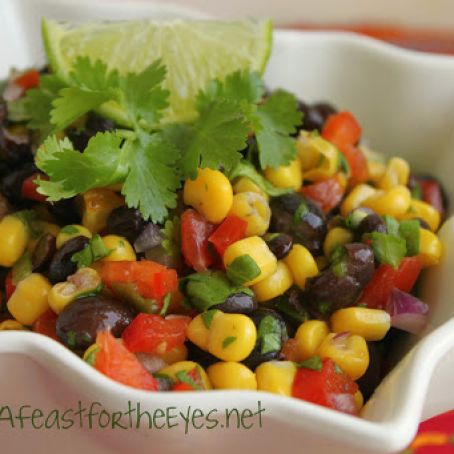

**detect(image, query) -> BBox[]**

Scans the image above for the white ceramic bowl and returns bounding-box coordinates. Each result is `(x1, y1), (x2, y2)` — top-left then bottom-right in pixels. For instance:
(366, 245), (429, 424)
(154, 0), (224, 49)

(1, 1), (454, 453)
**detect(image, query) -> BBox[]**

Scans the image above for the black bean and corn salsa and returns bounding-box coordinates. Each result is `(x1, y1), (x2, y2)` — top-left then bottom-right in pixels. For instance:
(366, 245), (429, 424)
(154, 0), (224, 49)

(0, 18), (447, 415)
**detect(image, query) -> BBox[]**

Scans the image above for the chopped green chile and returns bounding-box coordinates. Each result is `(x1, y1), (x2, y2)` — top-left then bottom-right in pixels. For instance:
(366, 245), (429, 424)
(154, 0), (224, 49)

(298, 355), (323, 371)
(330, 245), (348, 277)
(371, 232), (407, 268)
(399, 220), (420, 256)
(111, 282), (159, 314)
(226, 255), (261, 285)
(12, 252), (32, 285)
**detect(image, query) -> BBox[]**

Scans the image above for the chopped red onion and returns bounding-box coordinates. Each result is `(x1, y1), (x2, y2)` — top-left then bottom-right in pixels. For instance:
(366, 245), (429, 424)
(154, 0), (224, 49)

(133, 223), (163, 253)
(328, 393), (358, 415)
(2, 82), (23, 102)
(135, 352), (167, 374)
(385, 288), (429, 334)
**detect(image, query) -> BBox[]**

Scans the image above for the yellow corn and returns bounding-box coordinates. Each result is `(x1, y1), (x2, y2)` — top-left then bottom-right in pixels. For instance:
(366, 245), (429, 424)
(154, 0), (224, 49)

(208, 313), (257, 362)
(7, 274), (52, 326)
(101, 235), (136, 261)
(296, 133), (339, 180)
(229, 192), (271, 236)
(295, 320), (330, 361)
(183, 168), (233, 223)
(81, 188), (124, 234)
(186, 312), (221, 351)
(48, 267), (102, 314)
(158, 361), (211, 390)
(207, 362), (257, 390)
(255, 361), (297, 397)
(317, 332), (369, 380)
(367, 161), (387, 184)
(399, 199), (441, 232)
(362, 185), (411, 217)
(83, 343), (100, 364)
(418, 228), (443, 267)
(378, 157), (410, 190)
(330, 307), (391, 341)
(354, 390), (364, 412)
(0, 320), (27, 331)
(283, 244), (318, 289)
(223, 236), (277, 286)
(160, 344), (188, 365)
(0, 215), (29, 267)
(340, 184), (377, 217)
(264, 158), (303, 191)
(233, 177), (269, 201)
(323, 227), (354, 258)
(252, 261), (293, 302)
(56, 224), (92, 249)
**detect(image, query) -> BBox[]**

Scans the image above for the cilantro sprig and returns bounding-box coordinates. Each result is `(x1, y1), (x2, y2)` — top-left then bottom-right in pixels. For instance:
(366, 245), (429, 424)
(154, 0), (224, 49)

(27, 59), (302, 222)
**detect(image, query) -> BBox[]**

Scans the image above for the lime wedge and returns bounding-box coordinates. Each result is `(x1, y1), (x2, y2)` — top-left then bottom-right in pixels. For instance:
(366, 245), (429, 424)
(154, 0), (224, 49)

(42, 18), (272, 125)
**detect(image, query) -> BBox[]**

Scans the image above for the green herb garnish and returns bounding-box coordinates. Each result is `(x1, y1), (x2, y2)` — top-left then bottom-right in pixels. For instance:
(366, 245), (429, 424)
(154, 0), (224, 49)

(226, 255), (261, 285)
(222, 336), (237, 349)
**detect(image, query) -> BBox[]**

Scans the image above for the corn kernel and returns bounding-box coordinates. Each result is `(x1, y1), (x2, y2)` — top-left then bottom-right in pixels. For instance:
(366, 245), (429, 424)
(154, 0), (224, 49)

(0, 320), (27, 331)
(252, 261), (293, 302)
(56, 224), (92, 249)
(362, 185), (411, 218)
(264, 158), (303, 190)
(399, 199), (441, 232)
(255, 361), (297, 396)
(233, 177), (269, 201)
(160, 344), (188, 364)
(354, 390), (364, 412)
(101, 235), (136, 262)
(330, 307), (391, 341)
(323, 227), (354, 258)
(295, 320), (330, 361)
(207, 362), (257, 390)
(367, 161), (386, 184)
(229, 192), (270, 236)
(378, 157), (410, 190)
(0, 215), (29, 267)
(283, 244), (318, 289)
(158, 361), (211, 390)
(418, 228), (443, 267)
(223, 236), (277, 286)
(7, 274), (52, 326)
(183, 168), (233, 224)
(186, 312), (221, 351)
(340, 184), (377, 217)
(208, 313), (257, 362)
(81, 189), (124, 234)
(317, 332), (369, 380)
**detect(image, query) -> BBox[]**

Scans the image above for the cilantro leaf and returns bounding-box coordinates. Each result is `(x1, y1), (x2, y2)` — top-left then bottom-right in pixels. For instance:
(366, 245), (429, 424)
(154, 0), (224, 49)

(254, 89), (302, 169)
(24, 74), (66, 137)
(122, 132), (180, 223)
(226, 254), (261, 285)
(178, 99), (249, 178)
(71, 234), (112, 268)
(399, 219), (420, 256)
(68, 57), (119, 92)
(257, 315), (282, 355)
(298, 356), (323, 371)
(36, 132), (128, 201)
(222, 336), (237, 349)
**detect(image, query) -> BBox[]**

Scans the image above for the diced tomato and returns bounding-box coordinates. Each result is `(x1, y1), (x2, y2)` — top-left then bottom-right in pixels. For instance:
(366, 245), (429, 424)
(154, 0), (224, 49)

(99, 260), (178, 306)
(340, 144), (369, 185)
(94, 331), (159, 391)
(122, 313), (190, 355)
(300, 177), (345, 212)
(292, 358), (358, 414)
(208, 215), (248, 256)
(420, 179), (445, 217)
(181, 209), (216, 271)
(14, 70), (40, 91)
(5, 272), (15, 300)
(21, 173), (48, 202)
(172, 367), (203, 391)
(322, 111), (362, 149)
(172, 382), (194, 391)
(32, 310), (58, 341)
(359, 256), (422, 309)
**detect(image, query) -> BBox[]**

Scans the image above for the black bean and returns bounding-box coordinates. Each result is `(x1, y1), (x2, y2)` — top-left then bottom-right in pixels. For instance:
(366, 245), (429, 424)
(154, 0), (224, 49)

(48, 198), (81, 225)
(56, 295), (134, 350)
(0, 125), (33, 168)
(1, 162), (37, 203)
(357, 341), (385, 401)
(265, 233), (293, 259)
(186, 341), (218, 369)
(213, 292), (257, 314)
(271, 287), (309, 332)
(344, 243), (375, 287)
(32, 233), (56, 272)
(298, 101), (337, 132)
(107, 206), (147, 244)
(357, 214), (387, 237)
(134, 222), (163, 253)
(48, 236), (90, 284)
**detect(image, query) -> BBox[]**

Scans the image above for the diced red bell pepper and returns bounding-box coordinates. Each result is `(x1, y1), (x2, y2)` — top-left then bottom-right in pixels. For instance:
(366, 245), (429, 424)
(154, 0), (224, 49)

(5, 271), (15, 300)
(21, 173), (48, 202)
(122, 313), (190, 355)
(359, 256), (422, 309)
(420, 179), (445, 217)
(292, 358), (358, 414)
(181, 209), (216, 272)
(14, 70), (40, 91)
(94, 331), (159, 391)
(340, 144), (369, 185)
(300, 176), (345, 212)
(208, 215), (248, 256)
(99, 260), (178, 306)
(322, 111), (362, 149)
(32, 310), (58, 341)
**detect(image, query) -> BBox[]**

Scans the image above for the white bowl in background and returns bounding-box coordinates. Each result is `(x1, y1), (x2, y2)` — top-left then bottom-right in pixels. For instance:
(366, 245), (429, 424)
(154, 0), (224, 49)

(0, 1), (454, 453)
